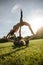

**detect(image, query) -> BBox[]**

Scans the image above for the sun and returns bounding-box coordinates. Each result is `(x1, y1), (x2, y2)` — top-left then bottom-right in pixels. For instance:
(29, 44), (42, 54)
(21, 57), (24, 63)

(28, 14), (43, 34)
(21, 14), (43, 37)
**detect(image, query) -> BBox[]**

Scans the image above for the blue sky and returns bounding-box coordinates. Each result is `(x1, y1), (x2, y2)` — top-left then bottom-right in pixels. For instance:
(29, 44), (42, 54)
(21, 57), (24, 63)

(0, 0), (43, 37)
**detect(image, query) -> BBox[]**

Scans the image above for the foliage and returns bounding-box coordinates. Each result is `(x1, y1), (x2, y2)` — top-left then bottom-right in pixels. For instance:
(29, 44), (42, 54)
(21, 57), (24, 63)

(0, 38), (8, 43)
(36, 27), (43, 38)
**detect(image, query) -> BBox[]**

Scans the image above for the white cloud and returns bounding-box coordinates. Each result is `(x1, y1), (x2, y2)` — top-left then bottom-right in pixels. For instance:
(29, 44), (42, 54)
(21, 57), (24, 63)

(11, 4), (21, 13)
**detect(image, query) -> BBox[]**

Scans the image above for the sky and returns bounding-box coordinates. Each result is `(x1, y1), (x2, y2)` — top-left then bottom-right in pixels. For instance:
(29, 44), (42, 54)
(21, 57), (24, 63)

(0, 0), (43, 38)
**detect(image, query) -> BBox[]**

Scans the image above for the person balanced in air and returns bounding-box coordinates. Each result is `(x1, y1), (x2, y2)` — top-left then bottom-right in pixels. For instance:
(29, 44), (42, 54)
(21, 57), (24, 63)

(6, 9), (34, 38)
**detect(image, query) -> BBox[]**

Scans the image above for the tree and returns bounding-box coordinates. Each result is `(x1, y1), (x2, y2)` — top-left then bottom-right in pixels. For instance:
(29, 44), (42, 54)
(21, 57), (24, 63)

(36, 27), (43, 38)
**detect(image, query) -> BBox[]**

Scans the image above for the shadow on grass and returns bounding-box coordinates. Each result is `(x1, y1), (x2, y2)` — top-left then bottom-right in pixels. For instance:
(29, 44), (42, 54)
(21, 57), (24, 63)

(0, 46), (13, 49)
(0, 46), (27, 58)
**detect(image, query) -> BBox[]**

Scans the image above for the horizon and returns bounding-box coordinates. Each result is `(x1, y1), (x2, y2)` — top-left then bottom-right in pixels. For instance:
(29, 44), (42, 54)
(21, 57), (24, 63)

(0, 0), (43, 38)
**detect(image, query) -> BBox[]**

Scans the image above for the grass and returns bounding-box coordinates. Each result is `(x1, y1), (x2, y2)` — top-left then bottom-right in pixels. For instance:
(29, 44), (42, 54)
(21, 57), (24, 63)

(0, 39), (43, 65)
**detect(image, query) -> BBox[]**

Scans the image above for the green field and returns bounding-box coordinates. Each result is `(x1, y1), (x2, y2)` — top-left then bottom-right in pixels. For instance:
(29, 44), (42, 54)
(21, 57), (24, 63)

(0, 39), (43, 65)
